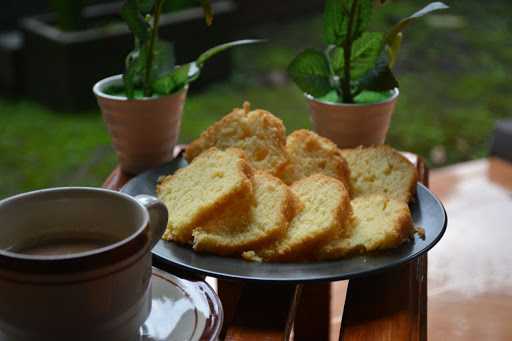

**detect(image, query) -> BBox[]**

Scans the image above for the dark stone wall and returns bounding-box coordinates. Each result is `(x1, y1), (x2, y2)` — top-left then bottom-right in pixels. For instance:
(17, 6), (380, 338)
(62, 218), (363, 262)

(0, 0), (113, 31)
(0, 0), (324, 31)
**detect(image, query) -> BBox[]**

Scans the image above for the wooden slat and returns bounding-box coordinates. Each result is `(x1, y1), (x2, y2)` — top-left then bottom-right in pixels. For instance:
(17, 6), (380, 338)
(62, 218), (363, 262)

(102, 166), (127, 190)
(294, 283), (331, 341)
(223, 283), (301, 341)
(217, 280), (244, 340)
(340, 258), (427, 341)
(339, 156), (429, 341)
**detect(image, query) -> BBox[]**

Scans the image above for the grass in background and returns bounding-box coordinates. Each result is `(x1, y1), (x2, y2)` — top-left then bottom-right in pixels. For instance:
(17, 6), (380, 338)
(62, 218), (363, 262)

(0, 0), (510, 197)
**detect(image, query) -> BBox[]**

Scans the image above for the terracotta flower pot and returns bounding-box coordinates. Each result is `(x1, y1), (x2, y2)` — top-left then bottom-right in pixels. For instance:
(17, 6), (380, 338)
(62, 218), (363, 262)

(93, 75), (187, 174)
(307, 89), (399, 148)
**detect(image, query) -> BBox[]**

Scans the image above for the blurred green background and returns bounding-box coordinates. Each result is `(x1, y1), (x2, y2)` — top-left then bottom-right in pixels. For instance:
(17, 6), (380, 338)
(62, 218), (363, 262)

(0, 0), (509, 197)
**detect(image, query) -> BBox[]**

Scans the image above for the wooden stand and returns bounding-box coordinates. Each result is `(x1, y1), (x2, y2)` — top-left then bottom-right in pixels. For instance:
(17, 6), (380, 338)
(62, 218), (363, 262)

(103, 150), (429, 341)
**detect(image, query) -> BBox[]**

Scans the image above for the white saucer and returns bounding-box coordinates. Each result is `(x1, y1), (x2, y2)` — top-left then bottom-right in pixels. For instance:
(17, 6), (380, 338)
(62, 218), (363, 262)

(139, 267), (223, 341)
(0, 268), (222, 341)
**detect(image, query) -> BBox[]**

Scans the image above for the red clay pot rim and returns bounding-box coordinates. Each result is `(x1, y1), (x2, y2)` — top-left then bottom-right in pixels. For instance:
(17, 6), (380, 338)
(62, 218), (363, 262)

(305, 87), (399, 108)
(93, 74), (188, 102)
(0, 187), (149, 262)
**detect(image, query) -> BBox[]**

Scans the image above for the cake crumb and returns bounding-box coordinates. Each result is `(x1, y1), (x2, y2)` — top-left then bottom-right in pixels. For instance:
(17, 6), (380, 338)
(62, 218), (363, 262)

(242, 101), (251, 113)
(415, 226), (426, 240)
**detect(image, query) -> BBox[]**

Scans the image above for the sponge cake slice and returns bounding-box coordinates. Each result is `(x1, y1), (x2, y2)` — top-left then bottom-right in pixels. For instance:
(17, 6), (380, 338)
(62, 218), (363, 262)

(156, 147), (253, 243)
(340, 145), (417, 202)
(280, 129), (351, 193)
(317, 194), (413, 259)
(192, 172), (299, 255)
(185, 102), (289, 176)
(243, 174), (351, 262)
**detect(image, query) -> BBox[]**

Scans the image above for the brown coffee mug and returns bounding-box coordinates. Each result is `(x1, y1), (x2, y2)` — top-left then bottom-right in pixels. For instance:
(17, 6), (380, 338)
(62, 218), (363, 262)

(0, 187), (168, 341)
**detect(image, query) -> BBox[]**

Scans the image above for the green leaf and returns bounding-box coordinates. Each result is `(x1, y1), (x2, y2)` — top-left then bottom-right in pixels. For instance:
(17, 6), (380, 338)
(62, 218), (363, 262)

(324, 0), (347, 45)
(200, 0), (214, 26)
(384, 2), (448, 68)
(352, 0), (373, 42)
(151, 40), (175, 79)
(186, 62), (201, 82)
(328, 33), (384, 80)
(151, 39), (260, 96)
(287, 48), (332, 97)
(318, 88), (391, 104)
(350, 32), (384, 79)
(357, 54), (398, 92)
(49, 0), (84, 31)
(152, 67), (185, 95)
(323, 0), (373, 45)
(386, 2), (449, 45)
(387, 32), (402, 68)
(123, 40), (171, 99)
(354, 90), (391, 104)
(152, 63), (200, 95)
(196, 39), (263, 67)
(317, 89), (342, 104)
(123, 48), (147, 98)
(136, 0), (155, 13)
(330, 46), (345, 75)
(121, 0), (149, 42)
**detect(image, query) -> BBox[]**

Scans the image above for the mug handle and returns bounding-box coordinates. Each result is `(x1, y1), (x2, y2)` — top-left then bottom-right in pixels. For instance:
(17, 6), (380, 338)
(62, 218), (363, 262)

(135, 195), (168, 249)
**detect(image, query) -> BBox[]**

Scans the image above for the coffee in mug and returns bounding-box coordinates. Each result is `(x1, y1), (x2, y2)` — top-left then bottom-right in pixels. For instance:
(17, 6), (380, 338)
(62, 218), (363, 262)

(13, 233), (118, 256)
(0, 187), (167, 341)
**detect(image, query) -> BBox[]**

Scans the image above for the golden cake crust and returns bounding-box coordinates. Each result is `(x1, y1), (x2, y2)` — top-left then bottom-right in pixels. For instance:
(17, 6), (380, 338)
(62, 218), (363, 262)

(280, 129), (351, 193)
(185, 102), (289, 176)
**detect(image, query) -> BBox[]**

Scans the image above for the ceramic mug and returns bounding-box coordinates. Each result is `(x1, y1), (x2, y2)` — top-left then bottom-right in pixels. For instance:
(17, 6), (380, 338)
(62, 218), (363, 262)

(0, 187), (168, 341)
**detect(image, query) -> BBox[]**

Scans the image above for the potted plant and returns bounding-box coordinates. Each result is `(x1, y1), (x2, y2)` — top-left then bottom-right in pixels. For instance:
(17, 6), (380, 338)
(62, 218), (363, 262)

(93, 0), (259, 174)
(20, 0), (236, 111)
(287, 0), (448, 148)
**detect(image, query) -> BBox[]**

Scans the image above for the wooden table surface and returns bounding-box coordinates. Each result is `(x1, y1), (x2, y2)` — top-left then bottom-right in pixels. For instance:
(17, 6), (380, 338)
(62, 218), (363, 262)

(427, 157), (512, 340)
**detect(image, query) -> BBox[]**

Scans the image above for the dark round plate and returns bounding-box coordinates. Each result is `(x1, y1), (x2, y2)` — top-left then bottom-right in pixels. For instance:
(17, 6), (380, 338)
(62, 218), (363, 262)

(121, 156), (447, 284)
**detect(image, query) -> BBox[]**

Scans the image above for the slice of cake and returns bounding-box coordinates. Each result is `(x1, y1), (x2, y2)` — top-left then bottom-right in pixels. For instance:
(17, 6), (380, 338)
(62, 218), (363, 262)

(192, 172), (299, 255)
(243, 174), (351, 262)
(317, 194), (413, 260)
(156, 147), (253, 243)
(185, 102), (289, 176)
(340, 145), (417, 202)
(280, 129), (351, 192)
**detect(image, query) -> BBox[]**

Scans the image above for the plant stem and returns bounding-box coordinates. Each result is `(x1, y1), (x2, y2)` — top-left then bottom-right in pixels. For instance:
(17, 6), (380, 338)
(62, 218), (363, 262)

(341, 0), (358, 103)
(143, 0), (165, 97)
(325, 46), (342, 97)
